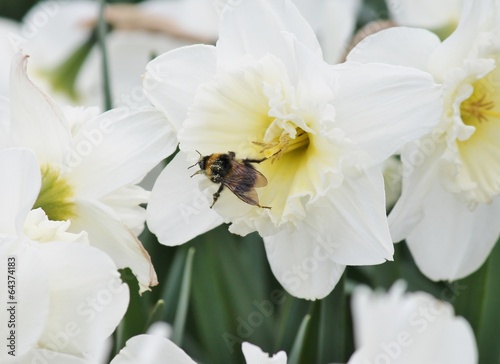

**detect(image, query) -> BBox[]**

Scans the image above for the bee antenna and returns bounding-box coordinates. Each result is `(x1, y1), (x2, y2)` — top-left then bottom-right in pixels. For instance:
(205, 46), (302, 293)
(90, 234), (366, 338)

(188, 150), (203, 169)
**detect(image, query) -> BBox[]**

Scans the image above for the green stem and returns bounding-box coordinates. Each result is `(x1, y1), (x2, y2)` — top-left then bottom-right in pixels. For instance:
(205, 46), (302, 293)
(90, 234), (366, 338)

(97, 0), (112, 110)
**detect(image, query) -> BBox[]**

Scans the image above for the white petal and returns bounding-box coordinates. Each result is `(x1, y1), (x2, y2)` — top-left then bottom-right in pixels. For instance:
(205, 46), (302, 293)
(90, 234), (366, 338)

(428, 0), (499, 76)
(388, 142), (444, 242)
(318, 167), (394, 265)
(144, 44), (217, 131)
(264, 230), (346, 300)
(334, 62), (442, 165)
(405, 179), (500, 281)
(0, 96), (11, 148)
(19, 350), (92, 364)
(67, 108), (176, 199)
(347, 27), (441, 71)
(37, 242), (129, 356)
(0, 242), (50, 358)
(110, 335), (196, 364)
(386, 0), (462, 29)
(9, 53), (71, 165)
(0, 19), (20, 98)
(217, 0), (321, 72)
(147, 152), (223, 246)
(70, 199), (157, 293)
(262, 166), (393, 264)
(348, 282), (477, 364)
(101, 185), (150, 236)
(0, 148), (40, 235)
(320, 0), (361, 64)
(242, 342), (287, 364)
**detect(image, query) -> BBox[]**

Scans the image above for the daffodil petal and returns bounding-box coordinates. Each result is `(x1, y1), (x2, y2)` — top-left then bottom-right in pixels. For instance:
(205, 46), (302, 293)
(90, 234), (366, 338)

(217, 0), (321, 72)
(347, 27), (441, 71)
(242, 342), (287, 364)
(0, 19), (19, 98)
(147, 152), (223, 246)
(144, 44), (217, 131)
(318, 167), (394, 265)
(334, 62), (441, 165)
(101, 185), (150, 236)
(70, 199), (157, 293)
(1, 242), (49, 359)
(0, 96), (10, 147)
(348, 282), (477, 364)
(386, 0), (462, 29)
(0, 148), (41, 235)
(388, 143), (444, 243)
(429, 0), (499, 75)
(110, 335), (196, 364)
(9, 53), (71, 165)
(321, 0), (361, 63)
(405, 179), (500, 281)
(67, 108), (176, 199)
(178, 54), (289, 155)
(20, 350), (92, 364)
(37, 242), (129, 356)
(264, 230), (346, 300)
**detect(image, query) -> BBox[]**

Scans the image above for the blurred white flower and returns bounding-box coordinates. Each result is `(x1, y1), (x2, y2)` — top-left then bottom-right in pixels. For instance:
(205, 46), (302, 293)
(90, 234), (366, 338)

(110, 336), (285, 364)
(19, 0), (219, 106)
(347, 282), (477, 364)
(386, 0), (463, 39)
(145, 0), (442, 299)
(1, 52), (176, 292)
(0, 18), (20, 97)
(0, 148), (129, 364)
(348, 0), (500, 281)
(242, 342), (287, 364)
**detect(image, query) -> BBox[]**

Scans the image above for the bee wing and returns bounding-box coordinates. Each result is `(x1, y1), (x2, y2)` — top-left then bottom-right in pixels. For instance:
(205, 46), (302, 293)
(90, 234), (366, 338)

(253, 168), (268, 188)
(223, 161), (266, 206)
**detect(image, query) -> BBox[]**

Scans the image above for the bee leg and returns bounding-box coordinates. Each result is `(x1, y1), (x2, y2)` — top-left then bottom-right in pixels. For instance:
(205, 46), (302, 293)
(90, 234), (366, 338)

(244, 157), (268, 164)
(210, 184), (224, 208)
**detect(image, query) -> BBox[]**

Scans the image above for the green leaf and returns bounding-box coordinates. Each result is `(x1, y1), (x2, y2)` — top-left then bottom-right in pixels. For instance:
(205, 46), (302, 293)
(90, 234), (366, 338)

(318, 276), (346, 363)
(288, 314), (311, 364)
(172, 247), (196, 346)
(144, 299), (165, 332)
(114, 268), (151, 354)
(470, 240), (500, 364)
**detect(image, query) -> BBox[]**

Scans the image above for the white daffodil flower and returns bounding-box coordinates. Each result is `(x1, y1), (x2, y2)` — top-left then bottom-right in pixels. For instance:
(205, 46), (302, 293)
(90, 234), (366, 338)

(386, 0), (463, 39)
(1, 52), (176, 292)
(110, 336), (285, 364)
(347, 282), (477, 364)
(348, 0), (500, 281)
(145, 0), (442, 299)
(0, 148), (129, 364)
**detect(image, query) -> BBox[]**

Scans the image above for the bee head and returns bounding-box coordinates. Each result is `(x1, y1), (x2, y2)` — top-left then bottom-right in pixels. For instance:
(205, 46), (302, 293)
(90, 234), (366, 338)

(188, 151), (208, 177)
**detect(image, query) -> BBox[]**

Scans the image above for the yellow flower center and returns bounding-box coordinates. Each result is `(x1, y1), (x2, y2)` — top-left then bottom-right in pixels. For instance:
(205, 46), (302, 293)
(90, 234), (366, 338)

(460, 79), (500, 125)
(253, 127), (310, 162)
(33, 165), (75, 221)
(456, 70), (500, 203)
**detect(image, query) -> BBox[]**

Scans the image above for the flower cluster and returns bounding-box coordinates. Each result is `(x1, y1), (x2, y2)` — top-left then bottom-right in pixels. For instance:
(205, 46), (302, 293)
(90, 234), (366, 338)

(1, 0), (497, 362)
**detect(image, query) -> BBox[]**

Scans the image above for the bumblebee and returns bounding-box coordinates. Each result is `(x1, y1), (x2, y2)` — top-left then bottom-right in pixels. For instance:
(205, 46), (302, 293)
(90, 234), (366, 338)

(189, 151), (271, 209)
